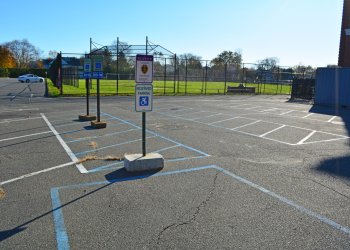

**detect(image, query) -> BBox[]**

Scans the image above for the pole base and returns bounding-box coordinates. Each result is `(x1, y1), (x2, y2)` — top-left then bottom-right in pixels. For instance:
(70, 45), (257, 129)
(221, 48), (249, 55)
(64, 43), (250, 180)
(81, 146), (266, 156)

(124, 153), (164, 172)
(79, 114), (97, 121)
(91, 120), (107, 129)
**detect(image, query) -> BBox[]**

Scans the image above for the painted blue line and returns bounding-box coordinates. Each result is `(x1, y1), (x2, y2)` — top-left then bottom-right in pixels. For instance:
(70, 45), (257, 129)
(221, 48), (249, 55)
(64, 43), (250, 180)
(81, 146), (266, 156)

(88, 162), (124, 173)
(50, 188), (70, 250)
(155, 111), (233, 132)
(50, 164), (350, 250)
(152, 145), (180, 154)
(102, 113), (141, 130)
(66, 128), (139, 144)
(75, 136), (157, 156)
(87, 155), (209, 174)
(154, 133), (210, 157)
(54, 117), (117, 128)
(101, 112), (210, 157)
(165, 155), (209, 163)
(59, 165), (216, 191)
(210, 166), (350, 236)
(58, 122), (126, 141)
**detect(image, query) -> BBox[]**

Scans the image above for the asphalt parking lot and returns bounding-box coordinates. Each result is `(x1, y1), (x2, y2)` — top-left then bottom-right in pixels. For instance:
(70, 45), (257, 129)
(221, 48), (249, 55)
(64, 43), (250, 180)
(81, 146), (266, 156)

(0, 78), (350, 249)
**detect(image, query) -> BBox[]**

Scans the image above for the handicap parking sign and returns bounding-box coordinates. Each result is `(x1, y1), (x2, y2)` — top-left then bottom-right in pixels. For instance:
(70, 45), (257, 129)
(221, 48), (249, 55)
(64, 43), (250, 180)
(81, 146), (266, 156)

(135, 84), (153, 112)
(139, 96), (149, 106)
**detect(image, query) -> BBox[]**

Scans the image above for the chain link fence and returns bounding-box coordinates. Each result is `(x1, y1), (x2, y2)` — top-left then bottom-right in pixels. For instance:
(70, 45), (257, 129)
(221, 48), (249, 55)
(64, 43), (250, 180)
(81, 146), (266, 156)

(49, 46), (315, 96)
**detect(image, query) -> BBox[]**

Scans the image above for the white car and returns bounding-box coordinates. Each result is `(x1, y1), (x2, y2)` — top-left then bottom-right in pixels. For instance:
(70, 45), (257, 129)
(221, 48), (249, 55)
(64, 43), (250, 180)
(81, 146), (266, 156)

(18, 74), (44, 83)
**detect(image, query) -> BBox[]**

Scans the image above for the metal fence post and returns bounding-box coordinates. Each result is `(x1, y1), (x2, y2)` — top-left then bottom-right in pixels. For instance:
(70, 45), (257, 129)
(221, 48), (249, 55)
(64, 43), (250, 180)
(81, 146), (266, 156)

(164, 57), (166, 95)
(173, 54), (176, 94)
(185, 59), (188, 95)
(116, 37), (119, 95)
(224, 63), (227, 94)
(204, 61), (208, 95)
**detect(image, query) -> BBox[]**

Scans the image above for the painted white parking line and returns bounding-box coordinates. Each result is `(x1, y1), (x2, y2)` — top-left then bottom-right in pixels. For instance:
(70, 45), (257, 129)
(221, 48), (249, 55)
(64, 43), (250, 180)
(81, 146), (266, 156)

(302, 137), (349, 145)
(41, 113), (88, 174)
(279, 110), (293, 115)
(327, 116), (338, 123)
(244, 106), (262, 110)
(259, 125), (286, 138)
(303, 113), (314, 118)
(0, 116), (42, 124)
(208, 117), (238, 125)
(231, 104), (251, 108)
(0, 131), (52, 142)
(296, 130), (317, 145)
(177, 110), (206, 117)
(191, 113), (223, 120)
(0, 108), (39, 114)
(230, 120), (261, 130)
(261, 108), (278, 112)
(0, 161), (75, 185)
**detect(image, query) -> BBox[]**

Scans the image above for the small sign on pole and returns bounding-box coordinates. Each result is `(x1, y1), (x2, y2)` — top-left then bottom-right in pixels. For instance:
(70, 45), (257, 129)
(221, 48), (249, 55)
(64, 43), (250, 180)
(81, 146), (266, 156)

(92, 55), (104, 79)
(83, 58), (91, 79)
(135, 84), (153, 112)
(136, 55), (153, 83)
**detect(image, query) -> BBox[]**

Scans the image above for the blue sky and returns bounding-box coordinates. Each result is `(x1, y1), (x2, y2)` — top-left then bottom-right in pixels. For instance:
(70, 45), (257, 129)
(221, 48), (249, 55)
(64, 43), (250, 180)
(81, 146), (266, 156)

(1, 0), (343, 67)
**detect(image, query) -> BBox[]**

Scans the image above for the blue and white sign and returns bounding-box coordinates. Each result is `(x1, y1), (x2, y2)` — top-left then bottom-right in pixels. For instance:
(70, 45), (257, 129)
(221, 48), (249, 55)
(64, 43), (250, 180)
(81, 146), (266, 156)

(83, 58), (92, 79)
(92, 71), (103, 79)
(135, 84), (153, 112)
(83, 72), (91, 78)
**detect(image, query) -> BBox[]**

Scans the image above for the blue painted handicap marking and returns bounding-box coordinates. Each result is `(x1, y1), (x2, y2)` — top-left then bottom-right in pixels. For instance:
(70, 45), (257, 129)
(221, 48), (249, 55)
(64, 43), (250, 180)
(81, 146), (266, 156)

(139, 96), (149, 106)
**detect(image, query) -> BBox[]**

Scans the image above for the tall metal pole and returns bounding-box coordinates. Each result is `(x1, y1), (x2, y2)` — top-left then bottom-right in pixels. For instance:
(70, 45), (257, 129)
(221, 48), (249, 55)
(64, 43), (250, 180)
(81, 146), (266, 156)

(173, 54), (177, 94)
(59, 51), (63, 95)
(185, 58), (188, 95)
(205, 61), (208, 95)
(97, 78), (100, 122)
(86, 78), (89, 115)
(224, 63), (227, 94)
(164, 58), (167, 95)
(142, 36), (148, 156)
(116, 37), (119, 95)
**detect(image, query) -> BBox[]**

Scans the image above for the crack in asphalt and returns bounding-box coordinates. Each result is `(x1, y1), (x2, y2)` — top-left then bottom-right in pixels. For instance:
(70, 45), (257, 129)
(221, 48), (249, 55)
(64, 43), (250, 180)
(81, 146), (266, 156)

(154, 172), (219, 248)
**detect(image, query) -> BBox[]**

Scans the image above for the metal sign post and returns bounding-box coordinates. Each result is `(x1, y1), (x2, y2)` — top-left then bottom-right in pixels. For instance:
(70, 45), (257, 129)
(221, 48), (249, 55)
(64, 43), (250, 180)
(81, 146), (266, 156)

(135, 55), (153, 156)
(79, 57), (96, 121)
(90, 56), (106, 129)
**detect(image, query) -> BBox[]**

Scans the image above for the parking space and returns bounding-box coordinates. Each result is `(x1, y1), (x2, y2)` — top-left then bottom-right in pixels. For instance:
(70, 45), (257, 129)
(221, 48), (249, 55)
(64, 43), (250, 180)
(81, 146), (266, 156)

(154, 102), (349, 146)
(1, 82), (350, 249)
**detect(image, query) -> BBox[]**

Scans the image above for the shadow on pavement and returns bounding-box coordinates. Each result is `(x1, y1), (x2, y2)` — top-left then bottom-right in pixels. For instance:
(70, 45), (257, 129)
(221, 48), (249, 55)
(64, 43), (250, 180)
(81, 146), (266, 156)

(309, 104), (350, 182)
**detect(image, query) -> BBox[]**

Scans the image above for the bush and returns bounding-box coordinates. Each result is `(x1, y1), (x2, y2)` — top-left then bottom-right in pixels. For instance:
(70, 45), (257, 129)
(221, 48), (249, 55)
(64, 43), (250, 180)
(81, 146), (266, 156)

(0, 68), (9, 77)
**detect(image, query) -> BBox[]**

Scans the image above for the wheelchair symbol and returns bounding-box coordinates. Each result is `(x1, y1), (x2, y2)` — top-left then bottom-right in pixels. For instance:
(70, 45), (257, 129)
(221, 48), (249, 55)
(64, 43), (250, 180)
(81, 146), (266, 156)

(139, 96), (149, 106)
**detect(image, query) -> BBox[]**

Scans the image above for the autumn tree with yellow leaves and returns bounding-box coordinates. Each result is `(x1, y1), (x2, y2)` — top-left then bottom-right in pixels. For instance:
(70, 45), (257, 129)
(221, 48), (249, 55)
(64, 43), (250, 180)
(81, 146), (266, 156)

(0, 46), (16, 68)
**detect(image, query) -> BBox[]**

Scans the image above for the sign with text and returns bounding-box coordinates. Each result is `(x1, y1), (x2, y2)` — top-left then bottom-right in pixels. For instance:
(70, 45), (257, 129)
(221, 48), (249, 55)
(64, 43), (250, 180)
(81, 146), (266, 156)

(83, 58), (91, 79)
(135, 84), (153, 112)
(135, 55), (153, 83)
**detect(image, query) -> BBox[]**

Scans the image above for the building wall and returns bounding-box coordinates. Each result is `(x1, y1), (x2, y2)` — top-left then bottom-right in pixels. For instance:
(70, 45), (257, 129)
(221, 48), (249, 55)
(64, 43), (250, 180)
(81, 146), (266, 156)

(315, 67), (350, 106)
(338, 0), (350, 67)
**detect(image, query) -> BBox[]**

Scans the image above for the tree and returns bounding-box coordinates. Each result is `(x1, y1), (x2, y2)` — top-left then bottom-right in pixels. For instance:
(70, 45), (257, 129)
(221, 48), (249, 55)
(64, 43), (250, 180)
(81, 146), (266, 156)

(293, 64), (316, 78)
(3, 39), (42, 68)
(178, 53), (202, 69)
(0, 46), (16, 68)
(48, 50), (59, 59)
(211, 50), (242, 67)
(257, 57), (279, 70)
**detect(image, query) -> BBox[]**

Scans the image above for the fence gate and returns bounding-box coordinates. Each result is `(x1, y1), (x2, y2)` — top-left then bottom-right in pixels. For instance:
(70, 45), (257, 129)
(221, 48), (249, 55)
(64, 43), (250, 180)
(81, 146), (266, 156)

(291, 78), (315, 100)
